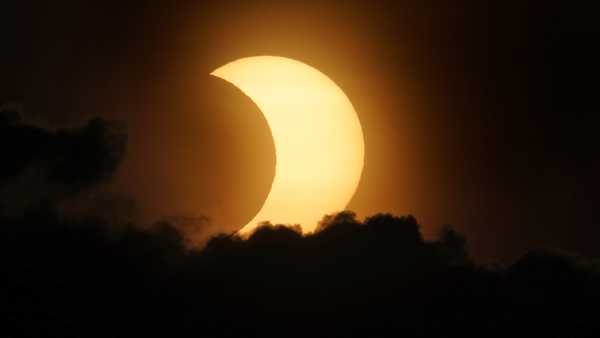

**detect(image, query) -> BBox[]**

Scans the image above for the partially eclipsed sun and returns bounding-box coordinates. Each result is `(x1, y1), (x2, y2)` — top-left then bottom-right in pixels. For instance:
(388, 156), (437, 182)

(211, 56), (364, 234)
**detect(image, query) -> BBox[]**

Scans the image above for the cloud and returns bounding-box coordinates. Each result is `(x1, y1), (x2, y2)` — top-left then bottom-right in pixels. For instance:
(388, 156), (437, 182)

(3, 204), (599, 337)
(1, 112), (598, 337)
(0, 113), (126, 217)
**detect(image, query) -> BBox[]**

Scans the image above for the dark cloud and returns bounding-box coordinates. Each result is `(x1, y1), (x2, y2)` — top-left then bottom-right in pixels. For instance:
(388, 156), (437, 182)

(159, 214), (212, 248)
(2, 208), (599, 337)
(0, 109), (597, 337)
(0, 113), (126, 216)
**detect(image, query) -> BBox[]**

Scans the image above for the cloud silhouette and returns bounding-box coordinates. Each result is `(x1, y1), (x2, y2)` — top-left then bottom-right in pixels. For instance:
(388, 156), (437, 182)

(0, 113), (126, 217)
(2, 205), (599, 337)
(1, 112), (598, 337)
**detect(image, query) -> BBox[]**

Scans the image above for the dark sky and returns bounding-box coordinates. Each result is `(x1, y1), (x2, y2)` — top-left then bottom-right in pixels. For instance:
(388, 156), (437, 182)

(2, 1), (599, 263)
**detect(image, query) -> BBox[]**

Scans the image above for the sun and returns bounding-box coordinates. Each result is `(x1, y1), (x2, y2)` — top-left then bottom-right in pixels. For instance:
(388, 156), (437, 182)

(211, 56), (364, 234)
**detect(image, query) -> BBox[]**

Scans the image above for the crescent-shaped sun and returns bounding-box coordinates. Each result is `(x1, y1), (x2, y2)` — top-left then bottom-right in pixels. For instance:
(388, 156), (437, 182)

(211, 56), (364, 234)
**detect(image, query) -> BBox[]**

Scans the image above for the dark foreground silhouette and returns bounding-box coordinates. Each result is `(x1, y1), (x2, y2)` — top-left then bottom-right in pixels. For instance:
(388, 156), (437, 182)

(1, 113), (599, 337)
(2, 211), (599, 338)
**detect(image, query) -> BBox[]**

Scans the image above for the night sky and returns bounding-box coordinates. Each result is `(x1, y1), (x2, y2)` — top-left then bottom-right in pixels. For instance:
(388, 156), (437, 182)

(2, 1), (599, 263)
